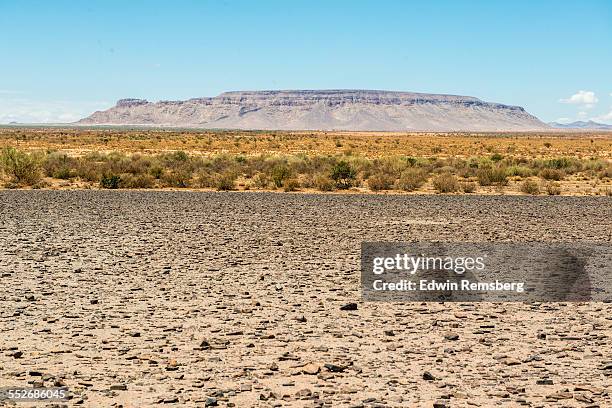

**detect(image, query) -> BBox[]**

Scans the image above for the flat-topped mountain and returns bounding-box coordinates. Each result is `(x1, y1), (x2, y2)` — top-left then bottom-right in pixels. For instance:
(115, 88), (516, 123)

(78, 90), (548, 131)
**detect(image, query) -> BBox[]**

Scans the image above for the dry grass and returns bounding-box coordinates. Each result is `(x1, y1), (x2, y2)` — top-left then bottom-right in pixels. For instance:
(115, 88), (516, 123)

(1, 127), (611, 195)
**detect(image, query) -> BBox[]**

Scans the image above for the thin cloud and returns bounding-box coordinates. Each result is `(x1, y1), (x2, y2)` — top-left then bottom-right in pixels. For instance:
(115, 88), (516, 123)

(0, 99), (111, 124)
(0, 89), (25, 95)
(593, 110), (612, 124)
(559, 90), (598, 106)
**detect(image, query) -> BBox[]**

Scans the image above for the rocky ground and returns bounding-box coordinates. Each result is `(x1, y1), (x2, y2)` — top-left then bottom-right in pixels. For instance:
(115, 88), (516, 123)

(0, 191), (610, 407)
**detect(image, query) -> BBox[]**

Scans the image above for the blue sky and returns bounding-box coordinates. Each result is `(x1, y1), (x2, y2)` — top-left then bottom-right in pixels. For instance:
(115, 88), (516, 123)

(1, 0), (611, 124)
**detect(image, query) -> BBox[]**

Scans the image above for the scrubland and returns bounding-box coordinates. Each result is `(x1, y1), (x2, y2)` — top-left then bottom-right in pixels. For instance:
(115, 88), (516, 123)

(1, 127), (611, 195)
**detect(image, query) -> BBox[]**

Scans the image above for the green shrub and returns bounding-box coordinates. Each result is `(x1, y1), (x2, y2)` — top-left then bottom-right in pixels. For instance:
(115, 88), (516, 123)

(432, 173), (460, 193)
(271, 165), (291, 188)
(215, 173), (236, 191)
(100, 174), (121, 189)
(477, 166), (508, 186)
(330, 161), (356, 189)
(544, 157), (573, 169)
(43, 152), (76, 179)
(396, 169), (427, 191)
(506, 166), (533, 178)
(520, 179), (540, 195)
(490, 153), (504, 162)
(0, 147), (42, 186)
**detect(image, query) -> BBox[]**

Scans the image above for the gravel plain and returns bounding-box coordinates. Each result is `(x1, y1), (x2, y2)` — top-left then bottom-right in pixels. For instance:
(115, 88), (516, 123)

(0, 191), (611, 407)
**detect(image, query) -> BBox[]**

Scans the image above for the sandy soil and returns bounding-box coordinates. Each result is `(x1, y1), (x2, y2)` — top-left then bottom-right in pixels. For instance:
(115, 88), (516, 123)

(0, 191), (610, 407)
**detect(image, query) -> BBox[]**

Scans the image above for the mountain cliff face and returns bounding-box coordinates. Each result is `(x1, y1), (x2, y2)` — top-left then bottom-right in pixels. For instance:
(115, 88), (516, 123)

(79, 90), (548, 131)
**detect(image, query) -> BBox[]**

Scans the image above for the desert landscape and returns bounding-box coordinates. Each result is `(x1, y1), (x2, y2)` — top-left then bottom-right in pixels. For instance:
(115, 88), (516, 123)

(1, 128), (611, 408)
(1, 128), (611, 196)
(2, 0), (611, 406)
(0, 191), (611, 407)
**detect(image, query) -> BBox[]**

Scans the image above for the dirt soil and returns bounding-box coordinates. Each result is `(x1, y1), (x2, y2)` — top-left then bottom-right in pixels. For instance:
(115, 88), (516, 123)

(0, 191), (610, 407)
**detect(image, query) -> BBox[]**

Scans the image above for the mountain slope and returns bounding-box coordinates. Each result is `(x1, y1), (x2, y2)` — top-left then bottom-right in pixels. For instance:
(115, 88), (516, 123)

(78, 90), (548, 131)
(548, 120), (612, 130)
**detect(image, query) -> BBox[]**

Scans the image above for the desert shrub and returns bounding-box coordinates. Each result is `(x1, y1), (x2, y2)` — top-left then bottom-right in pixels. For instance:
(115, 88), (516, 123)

(520, 179), (540, 195)
(100, 174), (121, 189)
(283, 178), (300, 192)
(75, 161), (102, 182)
(251, 173), (271, 189)
(149, 166), (164, 179)
(506, 166), (533, 178)
(215, 172), (237, 191)
(404, 156), (418, 167)
(490, 153), (504, 162)
(330, 161), (356, 189)
(271, 164), (291, 188)
(543, 181), (562, 195)
(477, 166), (508, 186)
(539, 168), (565, 181)
(598, 164), (612, 179)
(544, 157), (573, 169)
(461, 181), (477, 193)
(120, 173), (155, 188)
(0, 147), (42, 186)
(396, 168), (427, 191)
(314, 175), (334, 191)
(432, 173), (460, 193)
(43, 152), (77, 179)
(161, 169), (192, 187)
(368, 174), (395, 191)
(192, 170), (214, 188)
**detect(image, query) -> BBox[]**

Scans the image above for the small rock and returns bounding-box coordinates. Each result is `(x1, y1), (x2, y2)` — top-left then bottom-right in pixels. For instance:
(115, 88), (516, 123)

(110, 384), (127, 391)
(324, 363), (346, 373)
(295, 388), (312, 398)
(340, 303), (358, 311)
(537, 378), (554, 385)
(444, 333), (459, 341)
(302, 363), (320, 375)
(204, 397), (218, 406)
(423, 371), (436, 381)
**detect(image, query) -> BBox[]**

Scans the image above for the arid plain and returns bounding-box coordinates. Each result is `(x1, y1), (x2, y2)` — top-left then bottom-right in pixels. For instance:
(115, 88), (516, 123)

(0, 129), (611, 407)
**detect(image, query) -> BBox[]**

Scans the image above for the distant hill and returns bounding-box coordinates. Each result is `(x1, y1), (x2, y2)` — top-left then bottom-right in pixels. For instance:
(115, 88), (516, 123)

(548, 120), (612, 130)
(78, 90), (549, 131)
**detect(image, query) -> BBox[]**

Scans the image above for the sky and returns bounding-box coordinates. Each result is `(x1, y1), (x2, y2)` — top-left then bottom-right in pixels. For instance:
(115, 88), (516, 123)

(0, 0), (611, 124)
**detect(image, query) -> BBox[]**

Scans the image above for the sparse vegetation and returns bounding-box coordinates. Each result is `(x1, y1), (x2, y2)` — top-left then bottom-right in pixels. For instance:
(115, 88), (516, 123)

(0, 129), (610, 195)
(0, 147), (42, 186)
(520, 179), (540, 195)
(397, 169), (428, 191)
(433, 173), (460, 193)
(330, 161), (356, 189)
